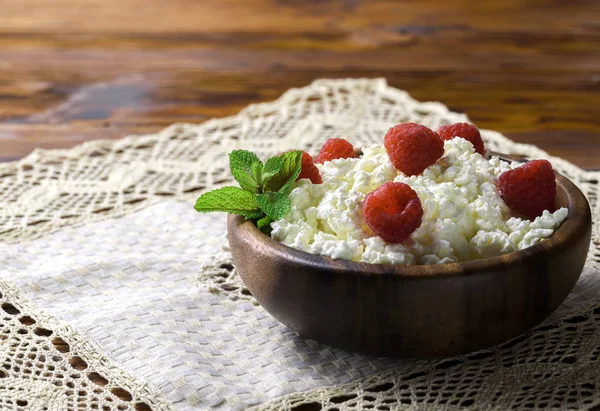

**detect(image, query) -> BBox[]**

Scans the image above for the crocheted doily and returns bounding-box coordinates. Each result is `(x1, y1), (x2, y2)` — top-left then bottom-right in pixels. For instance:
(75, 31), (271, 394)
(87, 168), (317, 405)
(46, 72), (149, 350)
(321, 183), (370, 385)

(0, 79), (598, 410)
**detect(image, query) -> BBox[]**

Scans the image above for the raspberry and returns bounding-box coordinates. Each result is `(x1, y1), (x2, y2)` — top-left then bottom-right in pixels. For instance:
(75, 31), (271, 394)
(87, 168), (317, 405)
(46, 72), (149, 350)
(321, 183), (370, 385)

(437, 123), (485, 155)
(497, 159), (556, 220)
(297, 151), (322, 184)
(362, 182), (423, 243)
(315, 138), (356, 164)
(384, 123), (444, 176)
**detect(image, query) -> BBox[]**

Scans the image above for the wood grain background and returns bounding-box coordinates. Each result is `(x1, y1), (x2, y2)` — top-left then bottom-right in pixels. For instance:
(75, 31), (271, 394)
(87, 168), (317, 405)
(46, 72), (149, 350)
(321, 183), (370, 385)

(0, 1), (598, 408)
(1, 0), (599, 168)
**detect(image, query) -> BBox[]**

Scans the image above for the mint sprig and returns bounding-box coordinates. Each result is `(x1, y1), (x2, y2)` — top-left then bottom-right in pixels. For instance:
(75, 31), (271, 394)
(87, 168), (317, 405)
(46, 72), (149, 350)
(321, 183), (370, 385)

(229, 150), (262, 193)
(193, 187), (263, 219)
(256, 192), (291, 220)
(194, 150), (304, 233)
(262, 150), (303, 195)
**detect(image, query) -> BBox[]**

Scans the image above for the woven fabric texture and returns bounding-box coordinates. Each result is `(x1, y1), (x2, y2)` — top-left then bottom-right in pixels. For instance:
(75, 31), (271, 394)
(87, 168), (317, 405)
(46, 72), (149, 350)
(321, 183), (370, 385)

(0, 79), (598, 410)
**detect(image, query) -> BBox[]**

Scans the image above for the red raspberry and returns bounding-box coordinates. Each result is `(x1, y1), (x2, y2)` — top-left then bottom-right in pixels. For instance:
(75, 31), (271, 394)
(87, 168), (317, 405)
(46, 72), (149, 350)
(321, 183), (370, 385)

(384, 123), (444, 176)
(315, 138), (356, 164)
(497, 159), (556, 220)
(437, 123), (485, 155)
(362, 182), (423, 243)
(297, 151), (322, 184)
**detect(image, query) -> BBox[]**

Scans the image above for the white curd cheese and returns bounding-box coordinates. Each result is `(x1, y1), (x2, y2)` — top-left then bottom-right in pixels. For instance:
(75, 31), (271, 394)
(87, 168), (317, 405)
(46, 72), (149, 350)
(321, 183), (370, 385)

(270, 138), (568, 265)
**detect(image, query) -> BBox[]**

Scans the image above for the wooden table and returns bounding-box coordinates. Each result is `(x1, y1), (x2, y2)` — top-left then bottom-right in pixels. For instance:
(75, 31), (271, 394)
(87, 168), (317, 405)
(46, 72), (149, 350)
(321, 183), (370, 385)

(1, 0), (599, 169)
(0, 1), (599, 409)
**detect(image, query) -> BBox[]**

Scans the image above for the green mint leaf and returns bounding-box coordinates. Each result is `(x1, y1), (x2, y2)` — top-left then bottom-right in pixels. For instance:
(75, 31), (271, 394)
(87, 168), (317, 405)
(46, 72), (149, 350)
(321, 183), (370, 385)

(229, 150), (261, 193)
(256, 192), (291, 220)
(257, 216), (274, 234)
(194, 186), (263, 219)
(261, 155), (283, 186)
(251, 161), (263, 187)
(262, 150), (303, 195)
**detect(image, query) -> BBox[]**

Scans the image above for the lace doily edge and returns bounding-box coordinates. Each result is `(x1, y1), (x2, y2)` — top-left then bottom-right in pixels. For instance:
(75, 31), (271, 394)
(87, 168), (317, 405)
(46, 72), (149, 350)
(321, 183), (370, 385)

(0, 277), (175, 411)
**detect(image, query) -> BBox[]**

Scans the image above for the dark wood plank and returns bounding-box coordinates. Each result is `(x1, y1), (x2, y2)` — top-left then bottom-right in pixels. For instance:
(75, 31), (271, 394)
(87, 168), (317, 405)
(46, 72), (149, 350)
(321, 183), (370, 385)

(2, 67), (599, 167)
(0, 0), (599, 167)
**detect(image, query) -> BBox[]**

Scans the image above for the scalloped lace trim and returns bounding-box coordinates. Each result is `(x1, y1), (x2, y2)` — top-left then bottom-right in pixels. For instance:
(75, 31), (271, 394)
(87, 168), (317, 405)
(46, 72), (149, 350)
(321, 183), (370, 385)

(0, 279), (173, 410)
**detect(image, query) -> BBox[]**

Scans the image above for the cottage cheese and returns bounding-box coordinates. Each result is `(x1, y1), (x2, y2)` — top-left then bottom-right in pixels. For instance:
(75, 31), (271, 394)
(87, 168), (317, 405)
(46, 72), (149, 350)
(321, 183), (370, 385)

(270, 138), (568, 265)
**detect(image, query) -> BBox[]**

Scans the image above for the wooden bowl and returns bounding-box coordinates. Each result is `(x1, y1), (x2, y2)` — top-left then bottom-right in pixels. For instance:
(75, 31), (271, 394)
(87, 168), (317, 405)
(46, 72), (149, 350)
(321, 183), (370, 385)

(227, 171), (591, 358)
